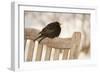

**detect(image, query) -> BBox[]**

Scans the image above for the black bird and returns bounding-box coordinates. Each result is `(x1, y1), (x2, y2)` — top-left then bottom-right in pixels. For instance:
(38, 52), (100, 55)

(34, 21), (61, 43)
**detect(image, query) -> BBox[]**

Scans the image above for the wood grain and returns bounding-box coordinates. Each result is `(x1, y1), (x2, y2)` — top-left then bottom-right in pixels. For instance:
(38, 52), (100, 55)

(26, 40), (34, 61)
(25, 28), (72, 49)
(24, 28), (81, 61)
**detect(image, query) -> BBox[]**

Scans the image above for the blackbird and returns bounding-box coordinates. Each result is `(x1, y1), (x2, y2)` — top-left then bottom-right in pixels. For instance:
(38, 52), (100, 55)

(34, 21), (61, 43)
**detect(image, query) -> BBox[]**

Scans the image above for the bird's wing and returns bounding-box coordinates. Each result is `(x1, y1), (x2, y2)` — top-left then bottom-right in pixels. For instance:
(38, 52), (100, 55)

(40, 24), (54, 34)
(45, 23), (55, 29)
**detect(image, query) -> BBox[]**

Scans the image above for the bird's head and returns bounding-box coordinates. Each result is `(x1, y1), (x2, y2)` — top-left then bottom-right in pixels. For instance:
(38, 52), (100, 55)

(54, 21), (62, 26)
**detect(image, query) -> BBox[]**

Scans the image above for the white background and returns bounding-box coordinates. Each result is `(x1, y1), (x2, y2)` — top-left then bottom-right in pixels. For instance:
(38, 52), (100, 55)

(0, 0), (100, 73)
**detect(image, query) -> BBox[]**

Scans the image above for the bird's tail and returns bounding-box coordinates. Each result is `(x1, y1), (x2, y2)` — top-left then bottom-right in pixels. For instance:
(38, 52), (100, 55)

(38, 36), (46, 43)
(33, 35), (42, 42)
(38, 31), (42, 34)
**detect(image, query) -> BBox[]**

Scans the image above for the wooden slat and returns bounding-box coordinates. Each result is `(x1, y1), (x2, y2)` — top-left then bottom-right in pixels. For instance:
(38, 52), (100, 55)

(69, 32), (81, 59)
(72, 45), (80, 59)
(53, 49), (60, 60)
(67, 49), (71, 59)
(50, 48), (55, 60)
(59, 50), (64, 60)
(73, 32), (81, 59)
(44, 47), (52, 61)
(26, 40), (35, 61)
(35, 43), (43, 61)
(32, 41), (38, 61)
(25, 40), (30, 61)
(62, 49), (70, 60)
(41, 45), (47, 61)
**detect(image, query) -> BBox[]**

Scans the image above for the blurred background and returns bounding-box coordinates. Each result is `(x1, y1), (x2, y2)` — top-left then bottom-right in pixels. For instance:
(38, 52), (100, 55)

(24, 11), (90, 59)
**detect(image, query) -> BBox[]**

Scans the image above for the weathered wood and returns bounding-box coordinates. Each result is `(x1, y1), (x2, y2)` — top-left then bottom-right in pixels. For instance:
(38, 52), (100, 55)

(45, 47), (52, 61)
(69, 32), (81, 59)
(25, 28), (72, 49)
(32, 41), (38, 61)
(35, 44), (43, 61)
(24, 40), (31, 61)
(24, 28), (39, 40)
(45, 38), (71, 49)
(26, 40), (34, 61)
(50, 48), (55, 60)
(41, 45), (47, 61)
(53, 49), (60, 60)
(59, 49), (64, 60)
(62, 49), (70, 60)
(24, 28), (81, 61)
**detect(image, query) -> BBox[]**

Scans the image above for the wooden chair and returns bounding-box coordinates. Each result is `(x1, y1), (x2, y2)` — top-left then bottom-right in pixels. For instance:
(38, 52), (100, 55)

(24, 28), (81, 61)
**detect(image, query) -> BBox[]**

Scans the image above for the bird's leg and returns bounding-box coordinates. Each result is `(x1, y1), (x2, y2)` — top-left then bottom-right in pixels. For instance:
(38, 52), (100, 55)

(38, 36), (46, 43)
(33, 35), (42, 42)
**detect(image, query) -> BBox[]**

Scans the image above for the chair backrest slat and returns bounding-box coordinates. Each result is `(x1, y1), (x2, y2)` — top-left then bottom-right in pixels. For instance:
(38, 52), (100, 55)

(44, 47), (52, 61)
(53, 49), (60, 60)
(62, 49), (70, 60)
(35, 44), (43, 61)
